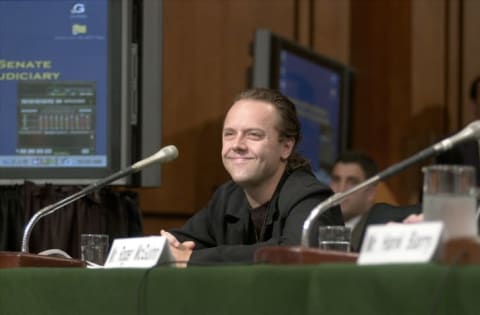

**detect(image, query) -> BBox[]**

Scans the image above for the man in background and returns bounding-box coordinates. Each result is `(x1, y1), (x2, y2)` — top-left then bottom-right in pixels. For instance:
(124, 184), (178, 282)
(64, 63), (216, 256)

(161, 88), (343, 265)
(329, 151), (378, 251)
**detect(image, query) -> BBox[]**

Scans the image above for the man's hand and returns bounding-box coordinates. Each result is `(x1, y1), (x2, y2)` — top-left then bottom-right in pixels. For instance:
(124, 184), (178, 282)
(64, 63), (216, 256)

(160, 230), (195, 267)
(387, 213), (424, 225)
(402, 213), (424, 224)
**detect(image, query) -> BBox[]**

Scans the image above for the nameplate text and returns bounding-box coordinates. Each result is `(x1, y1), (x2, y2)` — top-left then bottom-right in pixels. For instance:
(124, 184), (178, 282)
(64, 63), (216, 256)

(104, 236), (173, 268)
(357, 222), (443, 265)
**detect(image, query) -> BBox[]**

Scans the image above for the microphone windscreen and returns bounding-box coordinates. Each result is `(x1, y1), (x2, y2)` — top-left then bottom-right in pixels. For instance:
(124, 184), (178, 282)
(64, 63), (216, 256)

(132, 145), (179, 170)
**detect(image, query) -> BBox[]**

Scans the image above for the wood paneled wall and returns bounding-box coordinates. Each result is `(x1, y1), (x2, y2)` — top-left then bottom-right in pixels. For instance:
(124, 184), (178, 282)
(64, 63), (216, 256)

(350, 0), (480, 203)
(139, 0), (480, 234)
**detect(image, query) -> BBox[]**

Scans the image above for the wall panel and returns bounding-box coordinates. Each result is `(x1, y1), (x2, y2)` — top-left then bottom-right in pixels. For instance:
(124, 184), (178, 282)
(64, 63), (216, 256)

(462, 0), (480, 124)
(312, 0), (350, 63)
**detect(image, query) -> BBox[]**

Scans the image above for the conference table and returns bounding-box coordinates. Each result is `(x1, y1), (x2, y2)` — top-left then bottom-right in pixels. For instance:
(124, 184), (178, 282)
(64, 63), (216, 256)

(1, 263), (479, 315)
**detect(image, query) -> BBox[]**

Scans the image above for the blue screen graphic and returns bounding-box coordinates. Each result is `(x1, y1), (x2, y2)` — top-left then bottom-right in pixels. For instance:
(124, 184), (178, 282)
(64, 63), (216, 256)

(0, 0), (108, 168)
(278, 49), (342, 183)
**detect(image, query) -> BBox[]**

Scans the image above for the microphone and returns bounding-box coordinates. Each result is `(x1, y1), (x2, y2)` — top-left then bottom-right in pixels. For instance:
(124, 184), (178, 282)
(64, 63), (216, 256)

(433, 120), (480, 152)
(301, 120), (480, 247)
(21, 145), (179, 253)
(131, 145), (178, 170)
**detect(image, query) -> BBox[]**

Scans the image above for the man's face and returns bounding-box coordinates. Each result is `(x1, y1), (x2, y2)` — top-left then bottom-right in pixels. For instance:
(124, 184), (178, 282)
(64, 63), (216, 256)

(330, 162), (375, 220)
(222, 99), (293, 190)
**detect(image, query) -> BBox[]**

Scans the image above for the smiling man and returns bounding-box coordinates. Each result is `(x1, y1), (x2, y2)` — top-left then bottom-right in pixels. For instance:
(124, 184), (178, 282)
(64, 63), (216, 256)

(161, 88), (343, 265)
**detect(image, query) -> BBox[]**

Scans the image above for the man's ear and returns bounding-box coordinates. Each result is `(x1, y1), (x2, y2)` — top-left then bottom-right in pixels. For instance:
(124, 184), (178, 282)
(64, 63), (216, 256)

(281, 137), (295, 160)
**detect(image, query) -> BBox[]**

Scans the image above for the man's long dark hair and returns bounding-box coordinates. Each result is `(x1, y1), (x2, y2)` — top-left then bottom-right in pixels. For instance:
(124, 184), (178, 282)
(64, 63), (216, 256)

(233, 88), (310, 171)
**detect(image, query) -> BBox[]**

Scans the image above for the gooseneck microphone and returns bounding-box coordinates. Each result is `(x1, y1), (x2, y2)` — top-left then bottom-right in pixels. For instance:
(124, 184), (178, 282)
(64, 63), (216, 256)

(301, 120), (480, 247)
(21, 145), (179, 253)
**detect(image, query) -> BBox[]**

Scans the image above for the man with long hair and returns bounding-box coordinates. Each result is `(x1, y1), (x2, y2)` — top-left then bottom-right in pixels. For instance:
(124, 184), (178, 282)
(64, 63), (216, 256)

(161, 88), (343, 265)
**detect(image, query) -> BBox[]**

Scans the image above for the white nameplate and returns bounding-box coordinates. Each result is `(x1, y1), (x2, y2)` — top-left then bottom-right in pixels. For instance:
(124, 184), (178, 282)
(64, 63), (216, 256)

(104, 236), (174, 268)
(357, 222), (443, 265)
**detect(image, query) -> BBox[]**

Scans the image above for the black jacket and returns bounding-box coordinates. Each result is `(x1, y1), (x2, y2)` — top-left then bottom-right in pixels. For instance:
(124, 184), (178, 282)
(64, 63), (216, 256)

(170, 168), (343, 264)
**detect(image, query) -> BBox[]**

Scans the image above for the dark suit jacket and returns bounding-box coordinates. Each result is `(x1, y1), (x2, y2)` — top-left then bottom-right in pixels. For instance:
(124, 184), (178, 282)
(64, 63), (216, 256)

(355, 203), (422, 252)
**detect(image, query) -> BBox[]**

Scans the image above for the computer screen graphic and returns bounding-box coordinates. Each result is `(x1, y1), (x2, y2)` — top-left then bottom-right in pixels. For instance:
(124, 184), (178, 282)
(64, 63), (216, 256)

(0, 0), (126, 184)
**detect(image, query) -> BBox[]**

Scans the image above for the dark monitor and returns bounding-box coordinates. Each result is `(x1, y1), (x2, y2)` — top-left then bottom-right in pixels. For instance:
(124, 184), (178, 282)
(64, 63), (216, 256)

(0, 0), (163, 186)
(251, 29), (353, 184)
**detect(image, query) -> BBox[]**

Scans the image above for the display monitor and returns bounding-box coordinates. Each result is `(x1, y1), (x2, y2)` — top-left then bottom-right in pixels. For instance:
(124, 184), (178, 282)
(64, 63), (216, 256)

(0, 0), (163, 186)
(251, 29), (353, 184)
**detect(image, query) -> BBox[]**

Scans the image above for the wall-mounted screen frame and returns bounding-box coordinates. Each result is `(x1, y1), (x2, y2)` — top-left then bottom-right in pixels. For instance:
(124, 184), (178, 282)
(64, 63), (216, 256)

(0, 0), (163, 186)
(251, 28), (353, 184)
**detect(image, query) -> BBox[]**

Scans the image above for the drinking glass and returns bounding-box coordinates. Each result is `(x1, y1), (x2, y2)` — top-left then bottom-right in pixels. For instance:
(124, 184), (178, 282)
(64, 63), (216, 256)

(80, 234), (109, 265)
(318, 226), (351, 252)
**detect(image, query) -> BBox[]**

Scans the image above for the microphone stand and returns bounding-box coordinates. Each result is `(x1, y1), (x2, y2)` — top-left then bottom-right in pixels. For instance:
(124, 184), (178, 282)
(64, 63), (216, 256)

(301, 120), (480, 248)
(21, 145), (178, 253)
(21, 167), (136, 253)
(256, 146), (437, 265)
(0, 145), (178, 269)
(255, 120), (480, 264)
(300, 146), (436, 247)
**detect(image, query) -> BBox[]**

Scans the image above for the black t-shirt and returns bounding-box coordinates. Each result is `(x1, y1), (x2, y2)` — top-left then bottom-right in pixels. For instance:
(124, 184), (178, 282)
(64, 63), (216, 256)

(249, 203), (269, 240)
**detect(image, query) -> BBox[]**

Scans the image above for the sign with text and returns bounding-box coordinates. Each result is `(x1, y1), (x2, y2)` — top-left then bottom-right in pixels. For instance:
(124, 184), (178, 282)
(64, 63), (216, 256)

(358, 222), (443, 265)
(104, 236), (174, 268)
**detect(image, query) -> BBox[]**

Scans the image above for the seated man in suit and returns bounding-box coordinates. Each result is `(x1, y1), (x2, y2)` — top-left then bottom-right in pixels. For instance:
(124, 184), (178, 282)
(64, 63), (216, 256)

(329, 151), (378, 251)
(161, 88), (343, 265)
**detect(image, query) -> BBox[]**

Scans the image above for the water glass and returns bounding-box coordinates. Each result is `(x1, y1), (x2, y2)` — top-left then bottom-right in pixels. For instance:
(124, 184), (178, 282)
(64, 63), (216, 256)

(318, 226), (351, 252)
(80, 234), (109, 265)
